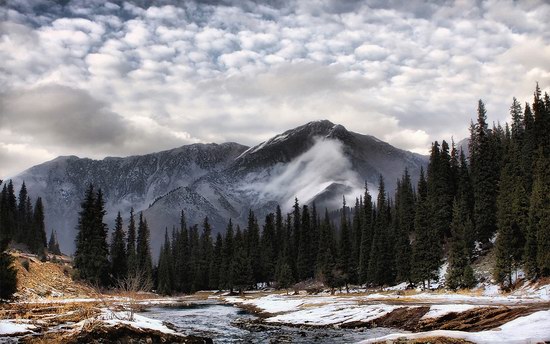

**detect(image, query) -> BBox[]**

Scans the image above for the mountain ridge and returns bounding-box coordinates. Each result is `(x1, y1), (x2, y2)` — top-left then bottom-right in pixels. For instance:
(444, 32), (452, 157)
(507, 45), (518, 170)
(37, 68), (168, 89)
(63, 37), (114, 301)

(12, 120), (428, 256)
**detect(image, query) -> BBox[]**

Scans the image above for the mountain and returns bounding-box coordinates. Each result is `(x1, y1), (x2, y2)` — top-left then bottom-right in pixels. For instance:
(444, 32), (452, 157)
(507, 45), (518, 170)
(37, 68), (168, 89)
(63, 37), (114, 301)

(12, 120), (427, 256)
(12, 143), (247, 252)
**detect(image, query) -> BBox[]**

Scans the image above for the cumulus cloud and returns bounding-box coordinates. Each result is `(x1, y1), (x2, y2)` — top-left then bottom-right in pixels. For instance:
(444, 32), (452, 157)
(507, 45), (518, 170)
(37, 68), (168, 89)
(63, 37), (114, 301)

(1, 0), (549, 177)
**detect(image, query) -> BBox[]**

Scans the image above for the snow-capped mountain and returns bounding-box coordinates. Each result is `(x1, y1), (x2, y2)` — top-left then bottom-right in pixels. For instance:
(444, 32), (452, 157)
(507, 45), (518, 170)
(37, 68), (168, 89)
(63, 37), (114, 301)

(12, 120), (427, 256)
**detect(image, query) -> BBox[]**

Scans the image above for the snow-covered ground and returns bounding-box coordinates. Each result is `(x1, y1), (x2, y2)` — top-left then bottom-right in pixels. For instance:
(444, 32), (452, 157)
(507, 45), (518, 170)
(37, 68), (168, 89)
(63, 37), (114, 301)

(0, 319), (37, 336)
(361, 310), (550, 344)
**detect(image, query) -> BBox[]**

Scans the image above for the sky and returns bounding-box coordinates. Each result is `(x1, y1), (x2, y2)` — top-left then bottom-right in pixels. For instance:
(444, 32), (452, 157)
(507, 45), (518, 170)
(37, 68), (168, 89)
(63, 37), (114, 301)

(1, 0), (549, 178)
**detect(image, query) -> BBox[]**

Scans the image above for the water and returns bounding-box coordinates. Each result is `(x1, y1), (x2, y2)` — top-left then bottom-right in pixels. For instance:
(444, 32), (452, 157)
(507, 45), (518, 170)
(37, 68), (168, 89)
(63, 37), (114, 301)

(139, 303), (402, 343)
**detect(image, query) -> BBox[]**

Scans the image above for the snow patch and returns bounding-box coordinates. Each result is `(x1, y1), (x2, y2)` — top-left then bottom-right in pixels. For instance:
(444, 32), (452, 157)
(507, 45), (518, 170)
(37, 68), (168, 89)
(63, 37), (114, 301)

(421, 305), (479, 319)
(266, 303), (399, 326)
(0, 319), (37, 335)
(361, 310), (550, 344)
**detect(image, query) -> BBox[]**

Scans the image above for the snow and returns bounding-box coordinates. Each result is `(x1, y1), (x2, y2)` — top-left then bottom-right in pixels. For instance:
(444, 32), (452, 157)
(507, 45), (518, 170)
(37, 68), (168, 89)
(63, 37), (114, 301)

(361, 310), (550, 344)
(0, 319), (36, 335)
(72, 309), (179, 336)
(224, 294), (304, 313)
(421, 304), (479, 319)
(266, 303), (399, 326)
(101, 311), (178, 334)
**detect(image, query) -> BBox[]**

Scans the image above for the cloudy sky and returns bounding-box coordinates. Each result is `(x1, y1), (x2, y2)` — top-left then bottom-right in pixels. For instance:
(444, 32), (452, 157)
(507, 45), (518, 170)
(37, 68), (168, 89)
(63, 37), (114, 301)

(1, 0), (549, 178)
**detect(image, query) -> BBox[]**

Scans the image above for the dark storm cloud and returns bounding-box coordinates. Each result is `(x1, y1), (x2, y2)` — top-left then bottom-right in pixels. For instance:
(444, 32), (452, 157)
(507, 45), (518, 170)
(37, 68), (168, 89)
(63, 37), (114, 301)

(0, 85), (127, 148)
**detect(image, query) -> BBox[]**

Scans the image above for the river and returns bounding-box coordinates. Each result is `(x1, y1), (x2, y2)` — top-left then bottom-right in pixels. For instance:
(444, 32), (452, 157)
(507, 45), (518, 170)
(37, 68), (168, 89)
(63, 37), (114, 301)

(138, 302), (404, 343)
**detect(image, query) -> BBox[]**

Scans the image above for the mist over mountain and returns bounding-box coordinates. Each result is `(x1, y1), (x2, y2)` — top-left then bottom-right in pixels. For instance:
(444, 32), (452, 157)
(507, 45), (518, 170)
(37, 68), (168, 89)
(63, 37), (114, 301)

(12, 120), (427, 256)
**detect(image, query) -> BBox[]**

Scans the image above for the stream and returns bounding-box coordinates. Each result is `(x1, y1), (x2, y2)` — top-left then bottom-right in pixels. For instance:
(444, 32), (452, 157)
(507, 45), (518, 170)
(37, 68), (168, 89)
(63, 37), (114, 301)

(139, 302), (403, 343)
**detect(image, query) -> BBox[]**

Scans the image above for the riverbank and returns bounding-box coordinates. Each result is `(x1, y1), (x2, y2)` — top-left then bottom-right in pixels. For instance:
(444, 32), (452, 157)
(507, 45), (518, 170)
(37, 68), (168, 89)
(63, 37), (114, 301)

(2, 288), (550, 343)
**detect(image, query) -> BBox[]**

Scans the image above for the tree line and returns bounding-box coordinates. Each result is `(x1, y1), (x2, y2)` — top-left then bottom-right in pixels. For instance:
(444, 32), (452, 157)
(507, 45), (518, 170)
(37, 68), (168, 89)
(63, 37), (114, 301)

(0, 179), (50, 299)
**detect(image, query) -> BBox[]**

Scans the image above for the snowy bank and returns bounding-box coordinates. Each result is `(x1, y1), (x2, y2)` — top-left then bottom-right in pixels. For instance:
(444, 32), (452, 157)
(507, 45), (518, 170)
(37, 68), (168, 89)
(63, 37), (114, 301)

(0, 319), (37, 336)
(361, 310), (550, 344)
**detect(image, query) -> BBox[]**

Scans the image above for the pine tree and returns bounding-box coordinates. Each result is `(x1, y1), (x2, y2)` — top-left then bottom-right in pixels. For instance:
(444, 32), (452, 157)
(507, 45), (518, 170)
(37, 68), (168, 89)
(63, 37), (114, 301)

(529, 148), (550, 276)
(368, 176), (395, 286)
(126, 208), (137, 276)
(209, 233), (223, 290)
(110, 212), (127, 282)
(0, 239), (17, 300)
(338, 196), (352, 290)
(470, 100), (499, 244)
(48, 230), (61, 255)
(74, 185), (110, 286)
(412, 168), (440, 288)
(31, 197), (47, 255)
(157, 229), (173, 295)
(447, 199), (475, 289)
(394, 169), (414, 283)
(494, 141), (528, 285)
(358, 185), (373, 284)
(219, 219), (235, 292)
(260, 213), (276, 284)
(246, 210), (261, 285)
(232, 226), (252, 294)
(16, 182), (29, 245)
(297, 205), (312, 280)
(136, 213), (153, 286)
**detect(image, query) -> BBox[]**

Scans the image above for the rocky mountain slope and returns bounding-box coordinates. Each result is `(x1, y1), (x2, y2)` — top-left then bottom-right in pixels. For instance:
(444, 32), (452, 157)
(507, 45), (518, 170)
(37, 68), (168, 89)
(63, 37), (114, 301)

(12, 120), (427, 256)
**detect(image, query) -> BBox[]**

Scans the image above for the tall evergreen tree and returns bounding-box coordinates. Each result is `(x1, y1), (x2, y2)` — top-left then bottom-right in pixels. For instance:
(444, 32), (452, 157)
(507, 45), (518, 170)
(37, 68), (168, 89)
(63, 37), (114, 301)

(527, 148), (550, 277)
(31, 197), (47, 255)
(447, 199), (475, 289)
(470, 100), (499, 244)
(219, 219), (235, 292)
(136, 212), (153, 285)
(110, 212), (127, 282)
(48, 230), (61, 255)
(209, 233), (223, 290)
(358, 185), (373, 284)
(126, 208), (137, 276)
(394, 169), (414, 283)
(74, 185), (110, 286)
(260, 213), (276, 283)
(157, 229), (173, 295)
(412, 168), (440, 288)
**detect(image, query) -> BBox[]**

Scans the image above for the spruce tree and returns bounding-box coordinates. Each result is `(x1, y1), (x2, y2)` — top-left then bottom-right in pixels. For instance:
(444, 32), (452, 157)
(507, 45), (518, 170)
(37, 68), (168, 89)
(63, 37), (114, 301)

(157, 229), (173, 295)
(209, 233), (223, 290)
(297, 205), (312, 280)
(494, 141), (528, 285)
(358, 185), (373, 284)
(74, 185), (110, 286)
(31, 197), (47, 255)
(260, 213), (276, 284)
(470, 100), (499, 244)
(528, 148), (550, 277)
(110, 212), (127, 282)
(394, 170), (414, 283)
(48, 230), (62, 255)
(447, 199), (474, 289)
(412, 168), (439, 288)
(338, 197), (352, 290)
(136, 212), (153, 286)
(126, 208), (137, 276)
(232, 226), (252, 294)
(220, 219), (235, 292)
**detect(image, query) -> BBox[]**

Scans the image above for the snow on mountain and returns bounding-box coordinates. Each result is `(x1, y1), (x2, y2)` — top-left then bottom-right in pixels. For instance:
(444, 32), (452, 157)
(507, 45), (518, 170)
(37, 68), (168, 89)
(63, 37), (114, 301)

(12, 121), (427, 256)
